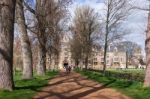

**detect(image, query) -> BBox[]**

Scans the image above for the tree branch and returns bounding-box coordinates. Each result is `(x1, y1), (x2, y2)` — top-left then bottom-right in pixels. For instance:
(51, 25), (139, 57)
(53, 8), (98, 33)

(24, 1), (35, 14)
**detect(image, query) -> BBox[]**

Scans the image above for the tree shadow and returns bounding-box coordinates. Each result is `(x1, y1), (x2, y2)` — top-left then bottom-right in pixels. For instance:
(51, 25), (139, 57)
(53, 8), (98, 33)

(14, 73), (78, 91)
(15, 84), (49, 91)
(33, 72), (117, 99)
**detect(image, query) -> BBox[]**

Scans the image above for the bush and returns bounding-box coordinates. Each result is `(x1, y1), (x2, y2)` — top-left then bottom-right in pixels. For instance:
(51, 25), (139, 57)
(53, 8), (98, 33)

(89, 69), (144, 82)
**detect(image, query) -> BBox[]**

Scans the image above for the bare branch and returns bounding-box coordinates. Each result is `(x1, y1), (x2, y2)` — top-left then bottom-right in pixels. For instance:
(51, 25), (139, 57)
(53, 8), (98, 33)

(24, 1), (35, 14)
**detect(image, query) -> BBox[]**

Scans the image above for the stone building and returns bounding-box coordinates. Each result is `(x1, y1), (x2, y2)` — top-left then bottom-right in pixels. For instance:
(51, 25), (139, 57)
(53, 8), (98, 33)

(48, 35), (144, 70)
(58, 34), (72, 69)
(88, 42), (144, 70)
(89, 49), (127, 70)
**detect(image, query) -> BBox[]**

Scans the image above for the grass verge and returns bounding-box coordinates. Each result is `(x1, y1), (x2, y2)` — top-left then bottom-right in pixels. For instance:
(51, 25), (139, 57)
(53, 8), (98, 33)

(76, 69), (150, 99)
(0, 70), (58, 99)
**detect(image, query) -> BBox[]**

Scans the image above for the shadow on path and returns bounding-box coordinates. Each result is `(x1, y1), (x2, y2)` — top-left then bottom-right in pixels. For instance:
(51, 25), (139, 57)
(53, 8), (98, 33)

(33, 72), (130, 99)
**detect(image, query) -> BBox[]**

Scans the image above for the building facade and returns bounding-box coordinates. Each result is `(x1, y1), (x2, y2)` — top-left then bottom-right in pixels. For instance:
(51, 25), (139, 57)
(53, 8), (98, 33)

(49, 35), (144, 70)
(58, 34), (72, 69)
(88, 43), (144, 70)
(89, 51), (127, 70)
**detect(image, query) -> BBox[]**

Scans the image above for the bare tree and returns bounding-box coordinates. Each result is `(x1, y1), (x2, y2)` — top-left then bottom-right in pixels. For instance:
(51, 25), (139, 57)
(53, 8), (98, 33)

(35, 0), (47, 75)
(72, 5), (100, 70)
(70, 34), (83, 67)
(117, 41), (142, 68)
(16, 0), (33, 79)
(24, 0), (72, 75)
(144, 3), (150, 87)
(102, 0), (131, 73)
(133, 0), (150, 87)
(0, 0), (16, 91)
(45, 0), (70, 70)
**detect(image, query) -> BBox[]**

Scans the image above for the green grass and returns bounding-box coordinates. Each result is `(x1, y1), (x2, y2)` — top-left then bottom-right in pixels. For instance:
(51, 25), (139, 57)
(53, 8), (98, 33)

(76, 70), (150, 99)
(0, 70), (58, 99)
(89, 69), (144, 82)
(107, 68), (144, 74)
(107, 69), (145, 76)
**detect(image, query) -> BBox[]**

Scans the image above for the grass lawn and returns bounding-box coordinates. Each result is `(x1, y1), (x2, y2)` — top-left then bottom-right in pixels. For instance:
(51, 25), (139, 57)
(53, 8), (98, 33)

(108, 69), (144, 75)
(76, 69), (150, 99)
(0, 70), (58, 99)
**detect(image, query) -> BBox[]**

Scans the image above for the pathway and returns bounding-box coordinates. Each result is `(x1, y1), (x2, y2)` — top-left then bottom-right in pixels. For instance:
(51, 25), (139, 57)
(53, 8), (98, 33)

(34, 72), (130, 99)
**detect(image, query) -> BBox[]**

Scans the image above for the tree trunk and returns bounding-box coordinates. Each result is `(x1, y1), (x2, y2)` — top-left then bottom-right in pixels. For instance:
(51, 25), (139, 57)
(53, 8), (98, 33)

(144, 11), (150, 87)
(85, 56), (88, 70)
(0, 0), (16, 91)
(36, 0), (47, 75)
(54, 55), (59, 70)
(103, 23), (109, 73)
(16, 0), (33, 80)
(37, 44), (46, 75)
(126, 51), (128, 69)
(103, 3), (110, 74)
(103, 43), (107, 73)
(75, 59), (79, 67)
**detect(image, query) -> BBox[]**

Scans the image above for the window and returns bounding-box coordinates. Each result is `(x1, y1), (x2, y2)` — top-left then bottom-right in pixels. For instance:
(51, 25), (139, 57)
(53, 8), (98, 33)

(94, 62), (98, 65)
(114, 58), (119, 62)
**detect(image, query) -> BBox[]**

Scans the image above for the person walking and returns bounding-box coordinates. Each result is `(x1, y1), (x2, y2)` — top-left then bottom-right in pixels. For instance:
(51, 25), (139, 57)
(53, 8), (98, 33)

(63, 58), (69, 74)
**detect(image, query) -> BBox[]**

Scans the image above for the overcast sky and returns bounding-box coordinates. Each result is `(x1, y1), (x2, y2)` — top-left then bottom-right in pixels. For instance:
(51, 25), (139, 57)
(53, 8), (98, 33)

(69, 0), (149, 55)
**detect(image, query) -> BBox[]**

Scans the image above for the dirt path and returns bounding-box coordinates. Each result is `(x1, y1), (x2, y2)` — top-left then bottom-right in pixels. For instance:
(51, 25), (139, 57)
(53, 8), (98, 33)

(34, 72), (131, 99)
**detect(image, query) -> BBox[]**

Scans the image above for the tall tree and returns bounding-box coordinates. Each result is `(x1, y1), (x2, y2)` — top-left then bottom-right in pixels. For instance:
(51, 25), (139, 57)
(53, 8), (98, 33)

(16, 0), (33, 79)
(45, 0), (71, 70)
(24, 0), (72, 74)
(35, 0), (71, 75)
(0, 0), (16, 91)
(144, 9), (150, 87)
(70, 33), (82, 67)
(102, 0), (131, 73)
(133, 0), (150, 87)
(72, 5), (100, 69)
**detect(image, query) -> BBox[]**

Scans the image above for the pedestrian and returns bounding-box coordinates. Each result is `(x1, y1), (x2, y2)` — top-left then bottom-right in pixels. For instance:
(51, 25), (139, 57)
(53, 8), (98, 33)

(63, 58), (69, 73)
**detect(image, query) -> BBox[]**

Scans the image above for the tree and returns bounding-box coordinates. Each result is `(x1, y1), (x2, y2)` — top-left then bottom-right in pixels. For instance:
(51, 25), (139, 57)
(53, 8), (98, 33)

(16, 0), (33, 79)
(133, 0), (150, 87)
(72, 5), (100, 69)
(144, 8), (150, 87)
(35, 0), (47, 75)
(117, 41), (142, 68)
(102, 0), (131, 73)
(45, 0), (71, 70)
(0, 0), (16, 91)
(24, 0), (72, 75)
(70, 34), (83, 67)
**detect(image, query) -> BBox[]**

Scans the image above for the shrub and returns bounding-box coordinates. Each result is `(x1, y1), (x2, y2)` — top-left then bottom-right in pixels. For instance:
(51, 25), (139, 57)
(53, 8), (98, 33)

(89, 69), (144, 82)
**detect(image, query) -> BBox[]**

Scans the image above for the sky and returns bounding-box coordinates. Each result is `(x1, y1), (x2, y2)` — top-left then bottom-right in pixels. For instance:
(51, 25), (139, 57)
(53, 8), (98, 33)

(24, 0), (148, 55)
(69, 0), (149, 55)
